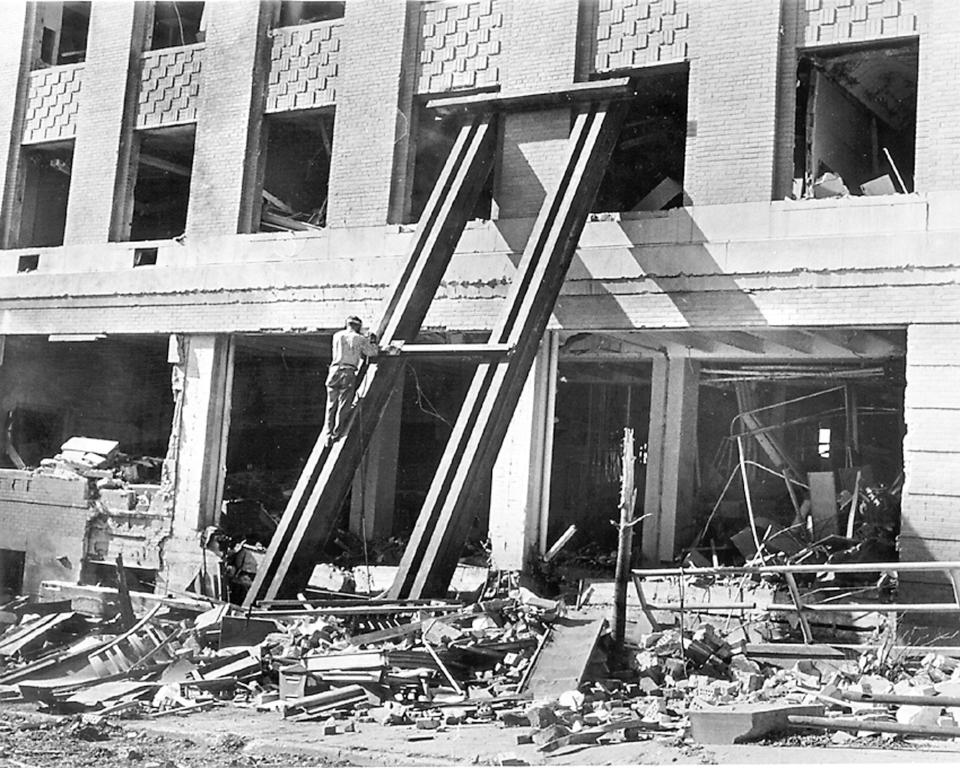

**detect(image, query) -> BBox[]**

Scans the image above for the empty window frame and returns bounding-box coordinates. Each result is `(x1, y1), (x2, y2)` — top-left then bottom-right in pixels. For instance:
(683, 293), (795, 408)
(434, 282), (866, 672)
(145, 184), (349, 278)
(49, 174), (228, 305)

(150, 1), (205, 50)
(260, 111), (334, 232)
(592, 68), (688, 213)
(278, 1), (345, 26)
(34, 1), (91, 67)
(795, 40), (918, 198)
(129, 126), (195, 241)
(408, 105), (494, 224)
(17, 144), (73, 248)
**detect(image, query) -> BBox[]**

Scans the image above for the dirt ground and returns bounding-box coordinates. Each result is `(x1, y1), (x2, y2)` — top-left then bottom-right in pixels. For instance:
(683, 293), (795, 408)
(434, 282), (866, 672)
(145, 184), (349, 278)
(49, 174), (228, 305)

(4, 702), (960, 767)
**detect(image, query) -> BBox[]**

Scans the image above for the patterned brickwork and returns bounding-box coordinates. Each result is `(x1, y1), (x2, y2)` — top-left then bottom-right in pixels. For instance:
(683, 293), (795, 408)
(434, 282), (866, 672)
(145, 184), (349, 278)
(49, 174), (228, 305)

(266, 19), (342, 113)
(800, 0), (918, 46)
(593, 0), (689, 73)
(136, 44), (203, 130)
(21, 63), (83, 145)
(415, 0), (503, 94)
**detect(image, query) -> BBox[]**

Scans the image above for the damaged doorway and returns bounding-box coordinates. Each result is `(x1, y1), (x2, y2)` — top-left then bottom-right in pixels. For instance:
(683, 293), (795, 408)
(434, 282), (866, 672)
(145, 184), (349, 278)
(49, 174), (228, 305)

(795, 39), (918, 198)
(548, 358), (653, 560)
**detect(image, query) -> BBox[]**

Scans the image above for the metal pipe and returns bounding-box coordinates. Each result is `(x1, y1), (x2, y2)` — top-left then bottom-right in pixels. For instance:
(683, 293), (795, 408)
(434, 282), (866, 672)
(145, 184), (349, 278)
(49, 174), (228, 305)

(634, 560), (960, 577)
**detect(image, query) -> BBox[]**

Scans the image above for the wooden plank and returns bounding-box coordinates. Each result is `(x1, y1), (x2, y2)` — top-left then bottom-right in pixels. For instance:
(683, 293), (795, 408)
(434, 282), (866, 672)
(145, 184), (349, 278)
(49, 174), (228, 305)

(244, 115), (497, 605)
(523, 618), (604, 700)
(390, 99), (630, 599)
(808, 471), (839, 539)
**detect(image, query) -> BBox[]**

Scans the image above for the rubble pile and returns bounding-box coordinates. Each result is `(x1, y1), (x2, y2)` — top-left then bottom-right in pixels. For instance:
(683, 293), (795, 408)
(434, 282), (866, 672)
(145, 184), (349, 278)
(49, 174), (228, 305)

(4, 580), (960, 757)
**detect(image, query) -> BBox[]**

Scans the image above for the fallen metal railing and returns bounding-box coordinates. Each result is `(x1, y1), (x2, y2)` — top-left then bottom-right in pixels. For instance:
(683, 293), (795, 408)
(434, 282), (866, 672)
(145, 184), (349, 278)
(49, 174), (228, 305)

(632, 560), (960, 643)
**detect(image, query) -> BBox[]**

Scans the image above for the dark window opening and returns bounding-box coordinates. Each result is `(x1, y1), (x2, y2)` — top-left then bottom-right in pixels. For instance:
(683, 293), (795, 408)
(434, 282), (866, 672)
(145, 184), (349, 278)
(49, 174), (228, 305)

(130, 126), (195, 241)
(18, 144), (73, 248)
(794, 40), (918, 198)
(278, 1), (345, 26)
(593, 68), (689, 213)
(17, 254), (39, 273)
(34, 2), (91, 67)
(260, 111), (333, 232)
(150, 1), (205, 50)
(133, 247), (158, 267)
(0, 550), (26, 601)
(409, 105), (494, 224)
(0, 336), (174, 470)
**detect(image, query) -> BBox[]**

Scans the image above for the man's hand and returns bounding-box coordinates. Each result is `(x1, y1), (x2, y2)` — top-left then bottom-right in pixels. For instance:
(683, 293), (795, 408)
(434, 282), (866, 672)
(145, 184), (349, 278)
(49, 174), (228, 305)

(368, 333), (378, 344)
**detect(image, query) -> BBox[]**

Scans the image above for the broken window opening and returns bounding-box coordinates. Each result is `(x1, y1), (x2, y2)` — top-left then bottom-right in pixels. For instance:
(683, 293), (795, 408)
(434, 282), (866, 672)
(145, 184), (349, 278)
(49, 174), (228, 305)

(408, 105), (495, 225)
(794, 40), (918, 199)
(129, 126), (195, 242)
(33, 1), (91, 68)
(278, 1), (345, 27)
(17, 143), (73, 248)
(150, 1), (205, 50)
(0, 336), (174, 469)
(592, 68), (688, 213)
(260, 111), (334, 233)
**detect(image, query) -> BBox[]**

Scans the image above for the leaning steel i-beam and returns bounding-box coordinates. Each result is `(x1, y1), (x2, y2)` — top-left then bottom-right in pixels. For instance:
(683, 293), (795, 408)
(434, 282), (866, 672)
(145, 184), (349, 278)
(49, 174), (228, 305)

(243, 115), (497, 606)
(389, 97), (631, 598)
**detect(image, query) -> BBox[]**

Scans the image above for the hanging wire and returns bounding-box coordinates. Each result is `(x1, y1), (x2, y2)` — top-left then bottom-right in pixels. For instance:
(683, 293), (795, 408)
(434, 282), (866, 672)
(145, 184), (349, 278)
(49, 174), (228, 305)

(406, 363), (452, 427)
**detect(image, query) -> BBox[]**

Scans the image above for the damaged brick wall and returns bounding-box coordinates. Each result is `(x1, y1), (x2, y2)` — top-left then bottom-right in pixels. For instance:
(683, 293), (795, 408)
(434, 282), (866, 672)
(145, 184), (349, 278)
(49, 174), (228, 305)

(0, 470), (93, 595)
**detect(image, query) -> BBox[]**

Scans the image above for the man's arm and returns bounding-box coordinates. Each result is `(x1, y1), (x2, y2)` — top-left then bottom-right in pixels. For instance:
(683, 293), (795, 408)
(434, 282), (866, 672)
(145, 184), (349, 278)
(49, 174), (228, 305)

(363, 332), (379, 357)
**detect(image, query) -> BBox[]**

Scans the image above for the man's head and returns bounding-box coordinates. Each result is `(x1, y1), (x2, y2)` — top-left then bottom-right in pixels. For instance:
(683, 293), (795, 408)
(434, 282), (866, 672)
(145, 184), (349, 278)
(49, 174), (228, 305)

(346, 315), (362, 331)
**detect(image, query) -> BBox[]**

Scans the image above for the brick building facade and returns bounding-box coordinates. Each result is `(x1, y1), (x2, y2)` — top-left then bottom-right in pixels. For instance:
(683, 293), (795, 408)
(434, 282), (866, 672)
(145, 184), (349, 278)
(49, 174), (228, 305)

(0, 0), (957, 600)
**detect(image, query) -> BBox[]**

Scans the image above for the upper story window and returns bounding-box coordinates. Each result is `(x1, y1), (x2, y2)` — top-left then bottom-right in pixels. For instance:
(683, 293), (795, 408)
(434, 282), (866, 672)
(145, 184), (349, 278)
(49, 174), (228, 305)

(592, 68), (688, 214)
(794, 40), (918, 199)
(278, 1), (345, 27)
(150, 1), (206, 50)
(34, 1), (91, 68)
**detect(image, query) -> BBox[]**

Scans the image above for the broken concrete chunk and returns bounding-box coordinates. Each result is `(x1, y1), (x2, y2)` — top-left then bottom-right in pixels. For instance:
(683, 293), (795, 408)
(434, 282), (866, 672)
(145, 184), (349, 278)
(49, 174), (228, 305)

(689, 702), (825, 744)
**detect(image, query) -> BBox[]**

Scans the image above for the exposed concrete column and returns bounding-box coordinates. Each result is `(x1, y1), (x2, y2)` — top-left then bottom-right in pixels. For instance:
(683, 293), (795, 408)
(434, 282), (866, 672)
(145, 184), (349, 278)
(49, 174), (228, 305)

(494, 0), (580, 218)
(684, 0), (782, 204)
(185, 1), (274, 237)
(641, 357), (700, 565)
(0, 4), (37, 248)
(900, 324), (960, 601)
(63, 1), (148, 244)
(326, 0), (415, 227)
(349, 382), (403, 541)
(489, 333), (558, 571)
(158, 334), (234, 592)
(914, 0), (960, 193)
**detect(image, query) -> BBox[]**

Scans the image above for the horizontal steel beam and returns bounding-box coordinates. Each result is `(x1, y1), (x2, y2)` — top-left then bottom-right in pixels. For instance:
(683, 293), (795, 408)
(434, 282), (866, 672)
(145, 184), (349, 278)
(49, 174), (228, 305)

(426, 77), (636, 114)
(384, 343), (514, 360)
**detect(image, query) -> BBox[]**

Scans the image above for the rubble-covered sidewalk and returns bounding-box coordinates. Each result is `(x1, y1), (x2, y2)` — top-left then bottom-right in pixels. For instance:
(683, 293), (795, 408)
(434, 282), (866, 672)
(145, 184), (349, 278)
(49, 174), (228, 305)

(4, 570), (960, 767)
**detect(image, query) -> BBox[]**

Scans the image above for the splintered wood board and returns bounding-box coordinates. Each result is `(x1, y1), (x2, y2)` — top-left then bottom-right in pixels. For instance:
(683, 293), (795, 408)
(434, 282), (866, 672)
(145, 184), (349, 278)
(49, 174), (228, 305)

(524, 617), (604, 700)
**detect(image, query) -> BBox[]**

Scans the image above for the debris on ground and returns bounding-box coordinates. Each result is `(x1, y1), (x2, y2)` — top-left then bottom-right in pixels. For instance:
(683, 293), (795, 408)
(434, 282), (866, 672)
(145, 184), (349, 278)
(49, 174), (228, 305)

(5, 565), (960, 760)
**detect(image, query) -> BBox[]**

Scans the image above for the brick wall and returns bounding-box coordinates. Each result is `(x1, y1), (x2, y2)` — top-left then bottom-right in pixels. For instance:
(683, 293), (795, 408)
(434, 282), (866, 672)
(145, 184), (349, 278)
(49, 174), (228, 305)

(415, 0), (503, 94)
(900, 324), (960, 594)
(21, 63), (84, 145)
(186, 1), (273, 238)
(0, 4), (34, 249)
(495, 0), (580, 218)
(591, 0), (690, 73)
(683, 0), (782, 205)
(135, 44), (203, 129)
(266, 19), (342, 113)
(915, 0), (960, 193)
(798, 0), (918, 46)
(0, 470), (93, 595)
(64, 1), (148, 245)
(326, 0), (416, 227)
